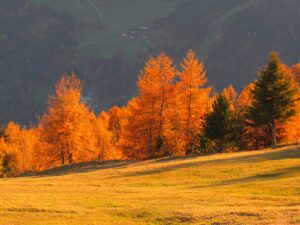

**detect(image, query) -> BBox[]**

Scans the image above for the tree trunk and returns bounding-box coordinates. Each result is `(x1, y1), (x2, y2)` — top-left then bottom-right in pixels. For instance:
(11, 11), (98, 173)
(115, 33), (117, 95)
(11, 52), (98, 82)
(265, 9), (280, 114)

(186, 92), (192, 153)
(219, 138), (224, 153)
(158, 90), (165, 140)
(149, 99), (155, 157)
(271, 121), (277, 147)
(68, 152), (72, 164)
(157, 90), (165, 154)
(61, 148), (64, 165)
(67, 144), (72, 164)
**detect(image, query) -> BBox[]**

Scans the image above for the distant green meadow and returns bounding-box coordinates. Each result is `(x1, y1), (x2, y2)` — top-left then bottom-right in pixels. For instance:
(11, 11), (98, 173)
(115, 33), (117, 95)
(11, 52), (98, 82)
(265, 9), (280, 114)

(31, 0), (177, 64)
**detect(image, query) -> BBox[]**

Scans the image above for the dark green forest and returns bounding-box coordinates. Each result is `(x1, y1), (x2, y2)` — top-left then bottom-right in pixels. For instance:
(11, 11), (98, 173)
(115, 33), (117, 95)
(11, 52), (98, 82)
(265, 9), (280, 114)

(0, 0), (77, 122)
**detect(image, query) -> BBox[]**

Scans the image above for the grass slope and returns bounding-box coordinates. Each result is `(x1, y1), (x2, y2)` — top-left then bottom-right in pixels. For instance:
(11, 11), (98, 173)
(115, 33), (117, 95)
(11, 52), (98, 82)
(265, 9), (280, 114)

(0, 146), (300, 224)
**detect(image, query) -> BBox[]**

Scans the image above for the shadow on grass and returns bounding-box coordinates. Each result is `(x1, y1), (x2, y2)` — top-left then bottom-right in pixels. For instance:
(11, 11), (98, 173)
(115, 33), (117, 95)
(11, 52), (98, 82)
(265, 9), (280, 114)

(193, 165), (300, 188)
(21, 146), (299, 179)
(23, 160), (137, 178)
(123, 147), (300, 178)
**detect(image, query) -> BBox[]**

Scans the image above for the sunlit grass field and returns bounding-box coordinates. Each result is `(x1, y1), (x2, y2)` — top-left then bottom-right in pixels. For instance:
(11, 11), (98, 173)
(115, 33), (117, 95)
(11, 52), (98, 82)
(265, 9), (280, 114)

(0, 145), (299, 225)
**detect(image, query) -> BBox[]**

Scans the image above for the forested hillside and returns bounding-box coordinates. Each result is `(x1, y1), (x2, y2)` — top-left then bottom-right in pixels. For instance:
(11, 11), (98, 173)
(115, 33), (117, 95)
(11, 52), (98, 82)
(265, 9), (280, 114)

(0, 0), (77, 123)
(1, 0), (300, 123)
(156, 0), (300, 88)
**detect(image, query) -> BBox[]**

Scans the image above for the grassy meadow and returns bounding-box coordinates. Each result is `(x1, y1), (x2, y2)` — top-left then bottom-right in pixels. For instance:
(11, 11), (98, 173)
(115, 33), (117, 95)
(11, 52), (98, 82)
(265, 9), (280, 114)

(0, 145), (299, 224)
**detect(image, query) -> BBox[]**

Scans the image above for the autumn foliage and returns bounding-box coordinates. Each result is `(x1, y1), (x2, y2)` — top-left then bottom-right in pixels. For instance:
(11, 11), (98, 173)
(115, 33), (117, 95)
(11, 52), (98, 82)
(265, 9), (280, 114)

(280, 64), (300, 143)
(38, 74), (98, 166)
(0, 50), (299, 177)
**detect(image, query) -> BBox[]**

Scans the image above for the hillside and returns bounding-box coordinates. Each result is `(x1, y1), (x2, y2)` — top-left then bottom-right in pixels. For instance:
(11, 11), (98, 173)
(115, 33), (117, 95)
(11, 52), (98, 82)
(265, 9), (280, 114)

(1, 0), (300, 123)
(0, 146), (299, 225)
(156, 0), (300, 88)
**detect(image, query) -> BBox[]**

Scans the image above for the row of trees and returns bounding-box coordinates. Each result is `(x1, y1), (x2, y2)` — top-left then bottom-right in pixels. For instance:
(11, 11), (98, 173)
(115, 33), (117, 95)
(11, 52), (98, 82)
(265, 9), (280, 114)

(0, 50), (299, 177)
(203, 53), (299, 152)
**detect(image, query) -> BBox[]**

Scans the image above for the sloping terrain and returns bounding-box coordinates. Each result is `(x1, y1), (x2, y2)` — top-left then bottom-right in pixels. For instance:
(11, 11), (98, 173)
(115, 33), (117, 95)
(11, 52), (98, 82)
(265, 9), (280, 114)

(1, 0), (300, 123)
(0, 145), (299, 224)
(31, 0), (177, 60)
(156, 0), (300, 88)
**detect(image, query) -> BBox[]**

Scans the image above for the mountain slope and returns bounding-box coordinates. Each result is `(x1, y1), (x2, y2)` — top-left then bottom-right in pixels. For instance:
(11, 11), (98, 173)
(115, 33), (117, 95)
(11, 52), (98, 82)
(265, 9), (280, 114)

(0, 145), (299, 224)
(156, 0), (300, 88)
(1, 0), (300, 123)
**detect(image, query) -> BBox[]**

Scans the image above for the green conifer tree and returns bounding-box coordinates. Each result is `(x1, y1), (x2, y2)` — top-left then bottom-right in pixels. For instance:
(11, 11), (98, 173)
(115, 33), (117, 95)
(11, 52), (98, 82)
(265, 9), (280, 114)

(204, 94), (234, 152)
(248, 52), (298, 147)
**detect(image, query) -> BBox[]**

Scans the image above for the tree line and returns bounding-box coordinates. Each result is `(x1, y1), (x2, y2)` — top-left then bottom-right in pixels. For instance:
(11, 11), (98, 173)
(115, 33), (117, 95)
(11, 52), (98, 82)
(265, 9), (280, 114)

(0, 50), (299, 177)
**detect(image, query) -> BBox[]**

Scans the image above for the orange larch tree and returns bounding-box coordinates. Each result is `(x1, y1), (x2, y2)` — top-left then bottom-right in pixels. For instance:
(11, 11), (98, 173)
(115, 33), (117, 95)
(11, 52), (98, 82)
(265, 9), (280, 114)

(123, 53), (177, 158)
(94, 111), (112, 160)
(237, 83), (255, 108)
(94, 111), (124, 161)
(38, 74), (98, 166)
(105, 106), (129, 158)
(0, 137), (9, 177)
(5, 122), (25, 173)
(280, 64), (300, 143)
(0, 122), (40, 175)
(223, 85), (238, 111)
(177, 50), (211, 154)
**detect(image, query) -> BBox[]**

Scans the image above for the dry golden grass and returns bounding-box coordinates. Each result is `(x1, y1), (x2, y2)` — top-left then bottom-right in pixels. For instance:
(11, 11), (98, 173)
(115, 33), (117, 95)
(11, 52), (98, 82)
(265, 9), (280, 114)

(0, 145), (300, 225)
